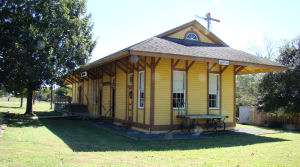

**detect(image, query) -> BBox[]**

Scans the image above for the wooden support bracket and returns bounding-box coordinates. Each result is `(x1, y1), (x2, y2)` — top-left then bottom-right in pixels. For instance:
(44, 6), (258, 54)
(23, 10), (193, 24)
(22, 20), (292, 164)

(137, 61), (145, 70)
(209, 63), (217, 72)
(220, 65), (229, 74)
(154, 57), (161, 67)
(116, 62), (128, 73)
(172, 59), (180, 68)
(186, 61), (195, 71)
(235, 66), (246, 74)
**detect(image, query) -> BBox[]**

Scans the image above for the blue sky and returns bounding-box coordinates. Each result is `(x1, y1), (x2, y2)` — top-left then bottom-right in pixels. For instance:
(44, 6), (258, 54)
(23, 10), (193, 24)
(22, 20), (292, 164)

(86, 0), (300, 62)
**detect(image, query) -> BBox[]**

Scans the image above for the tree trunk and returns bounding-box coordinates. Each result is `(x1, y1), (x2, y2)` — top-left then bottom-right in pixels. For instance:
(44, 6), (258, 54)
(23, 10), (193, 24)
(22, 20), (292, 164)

(25, 89), (33, 115)
(20, 96), (23, 108)
(32, 92), (35, 105)
(50, 85), (53, 109)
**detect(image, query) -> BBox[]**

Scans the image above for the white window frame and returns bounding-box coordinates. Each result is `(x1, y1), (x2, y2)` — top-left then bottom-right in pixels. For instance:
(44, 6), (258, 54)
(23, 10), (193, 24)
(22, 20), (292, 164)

(138, 71), (145, 109)
(185, 32), (199, 41)
(172, 70), (186, 110)
(209, 73), (220, 109)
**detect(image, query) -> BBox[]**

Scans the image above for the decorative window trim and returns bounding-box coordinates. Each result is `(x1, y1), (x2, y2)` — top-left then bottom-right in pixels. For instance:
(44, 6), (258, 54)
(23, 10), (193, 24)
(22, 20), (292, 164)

(185, 32), (199, 41)
(209, 73), (220, 109)
(172, 70), (186, 110)
(138, 71), (145, 109)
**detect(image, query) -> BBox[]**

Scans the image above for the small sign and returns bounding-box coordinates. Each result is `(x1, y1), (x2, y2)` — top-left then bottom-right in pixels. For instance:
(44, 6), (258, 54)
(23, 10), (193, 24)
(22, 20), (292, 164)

(218, 59), (230, 66)
(80, 71), (88, 78)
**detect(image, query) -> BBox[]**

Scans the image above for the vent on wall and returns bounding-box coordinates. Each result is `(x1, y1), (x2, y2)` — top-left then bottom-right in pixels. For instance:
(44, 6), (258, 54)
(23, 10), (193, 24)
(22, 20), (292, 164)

(80, 71), (88, 78)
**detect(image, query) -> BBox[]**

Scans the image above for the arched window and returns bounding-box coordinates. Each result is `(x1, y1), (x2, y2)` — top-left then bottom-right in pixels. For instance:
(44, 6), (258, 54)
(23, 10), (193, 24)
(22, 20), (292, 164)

(185, 32), (199, 41)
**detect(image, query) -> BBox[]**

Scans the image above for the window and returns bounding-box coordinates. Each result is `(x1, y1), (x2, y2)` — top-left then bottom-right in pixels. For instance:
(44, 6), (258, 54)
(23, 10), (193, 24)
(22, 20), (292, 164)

(209, 73), (220, 108)
(138, 71), (145, 109)
(173, 71), (186, 109)
(185, 32), (199, 41)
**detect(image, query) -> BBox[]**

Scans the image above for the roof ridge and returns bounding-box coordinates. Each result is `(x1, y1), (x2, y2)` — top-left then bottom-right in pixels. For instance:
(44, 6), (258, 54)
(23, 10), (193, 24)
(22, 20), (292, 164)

(156, 20), (228, 46)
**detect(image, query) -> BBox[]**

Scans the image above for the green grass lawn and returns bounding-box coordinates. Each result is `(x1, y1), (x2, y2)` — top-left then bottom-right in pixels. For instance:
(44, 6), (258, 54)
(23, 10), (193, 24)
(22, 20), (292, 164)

(0, 97), (52, 114)
(0, 99), (300, 167)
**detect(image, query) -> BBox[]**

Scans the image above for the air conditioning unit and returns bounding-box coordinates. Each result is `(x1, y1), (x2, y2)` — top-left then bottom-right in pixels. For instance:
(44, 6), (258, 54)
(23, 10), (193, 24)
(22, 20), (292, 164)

(80, 71), (88, 78)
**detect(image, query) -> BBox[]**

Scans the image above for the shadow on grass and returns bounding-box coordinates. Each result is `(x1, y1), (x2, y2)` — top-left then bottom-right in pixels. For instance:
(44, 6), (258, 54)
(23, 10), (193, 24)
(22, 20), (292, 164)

(0, 111), (60, 128)
(34, 111), (62, 117)
(0, 105), (21, 109)
(39, 118), (289, 152)
(5, 119), (44, 127)
(1, 114), (42, 128)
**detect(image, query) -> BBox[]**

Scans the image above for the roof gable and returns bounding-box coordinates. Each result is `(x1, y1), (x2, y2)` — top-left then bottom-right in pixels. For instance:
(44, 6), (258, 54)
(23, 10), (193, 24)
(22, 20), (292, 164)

(156, 20), (228, 46)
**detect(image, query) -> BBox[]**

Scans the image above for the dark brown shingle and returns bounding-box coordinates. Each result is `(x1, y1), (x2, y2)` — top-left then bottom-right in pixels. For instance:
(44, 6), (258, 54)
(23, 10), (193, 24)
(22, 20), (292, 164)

(130, 37), (283, 67)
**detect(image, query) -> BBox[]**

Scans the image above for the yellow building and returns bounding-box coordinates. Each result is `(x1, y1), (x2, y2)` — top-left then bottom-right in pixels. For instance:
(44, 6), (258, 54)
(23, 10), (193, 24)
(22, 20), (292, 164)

(64, 20), (286, 132)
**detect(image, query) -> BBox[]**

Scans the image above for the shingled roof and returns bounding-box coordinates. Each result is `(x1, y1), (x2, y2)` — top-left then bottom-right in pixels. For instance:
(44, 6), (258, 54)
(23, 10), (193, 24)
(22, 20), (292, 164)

(129, 36), (284, 67)
(81, 20), (286, 73)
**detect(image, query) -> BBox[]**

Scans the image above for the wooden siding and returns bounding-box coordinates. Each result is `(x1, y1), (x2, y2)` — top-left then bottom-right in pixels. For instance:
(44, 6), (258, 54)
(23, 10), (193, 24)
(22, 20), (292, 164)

(221, 65), (235, 122)
(133, 69), (138, 123)
(115, 67), (126, 120)
(72, 82), (78, 103)
(173, 61), (208, 125)
(92, 78), (100, 117)
(209, 109), (220, 115)
(154, 58), (171, 125)
(88, 80), (92, 114)
(70, 58), (235, 129)
(187, 62), (208, 114)
(102, 73), (111, 117)
(145, 62), (151, 125)
(83, 80), (89, 106)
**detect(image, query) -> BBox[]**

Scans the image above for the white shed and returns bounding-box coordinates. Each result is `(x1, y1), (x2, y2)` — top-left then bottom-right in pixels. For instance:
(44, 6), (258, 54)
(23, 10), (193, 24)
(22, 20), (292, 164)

(239, 106), (251, 124)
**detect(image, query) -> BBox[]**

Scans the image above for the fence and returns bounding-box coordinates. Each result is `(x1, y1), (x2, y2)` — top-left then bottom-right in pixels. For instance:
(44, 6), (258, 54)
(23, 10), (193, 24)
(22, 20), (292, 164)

(241, 107), (300, 130)
(54, 96), (72, 113)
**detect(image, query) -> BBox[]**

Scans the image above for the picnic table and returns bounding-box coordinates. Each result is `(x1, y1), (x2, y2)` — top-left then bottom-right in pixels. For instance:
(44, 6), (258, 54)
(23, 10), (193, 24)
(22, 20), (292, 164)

(177, 114), (227, 132)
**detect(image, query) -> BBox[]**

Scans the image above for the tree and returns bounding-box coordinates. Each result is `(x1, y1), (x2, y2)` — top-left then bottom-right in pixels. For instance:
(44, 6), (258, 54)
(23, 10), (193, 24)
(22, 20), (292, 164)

(50, 85), (53, 109)
(0, 88), (5, 97)
(236, 74), (262, 107)
(14, 89), (27, 108)
(35, 87), (50, 101)
(54, 86), (69, 97)
(258, 38), (300, 114)
(0, 0), (95, 115)
(236, 37), (278, 108)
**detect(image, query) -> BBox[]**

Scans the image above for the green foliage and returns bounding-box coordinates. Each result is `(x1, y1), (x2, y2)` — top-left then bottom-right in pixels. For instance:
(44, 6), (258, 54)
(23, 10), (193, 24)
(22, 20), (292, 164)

(0, 87), (9, 97)
(54, 86), (69, 97)
(258, 39), (300, 114)
(35, 87), (51, 101)
(0, 89), (4, 97)
(236, 74), (262, 107)
(0, 0), (95, 114)
(0, 86), (6, 97)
